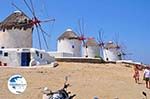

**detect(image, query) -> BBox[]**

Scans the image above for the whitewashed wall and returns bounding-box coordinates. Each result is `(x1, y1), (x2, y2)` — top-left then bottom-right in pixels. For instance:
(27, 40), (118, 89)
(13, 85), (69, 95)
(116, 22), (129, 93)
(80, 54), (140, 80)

(0, 28), (32, 48)
(0, 49), (20, 66)
(0, 48), (55, 66)
(49, 52), (73, 58)
(32, 50), (55, 64)
(57, 39), (81, 57)
(82, 46), (100, 58)
(103, 49), (122, 61)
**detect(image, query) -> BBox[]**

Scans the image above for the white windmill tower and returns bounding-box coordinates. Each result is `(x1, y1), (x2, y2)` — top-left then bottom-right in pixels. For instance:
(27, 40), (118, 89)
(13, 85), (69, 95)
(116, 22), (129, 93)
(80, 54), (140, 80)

(0, 11), (33, 48)
(76, 19), (92, 58)
(103, 41), (122, 62)
(97, 30), (123, 62)
(76, 19), (100, 58)
(106, 33), (132, 61)
(97, 29), (105, 59)
(97, 30), (131, 62)
(57, 28), (82, 57)
(82, 38), (100, 58)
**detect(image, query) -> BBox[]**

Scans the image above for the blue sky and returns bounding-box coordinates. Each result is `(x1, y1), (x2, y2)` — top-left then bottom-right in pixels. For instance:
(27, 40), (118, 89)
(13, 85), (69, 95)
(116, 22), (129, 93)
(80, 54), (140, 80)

(0, 0), (150, 64)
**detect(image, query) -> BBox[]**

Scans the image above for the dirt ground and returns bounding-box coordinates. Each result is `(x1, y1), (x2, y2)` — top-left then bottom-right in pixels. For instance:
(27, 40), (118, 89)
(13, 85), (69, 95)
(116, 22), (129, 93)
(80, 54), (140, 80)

(0, 62), (149, 99)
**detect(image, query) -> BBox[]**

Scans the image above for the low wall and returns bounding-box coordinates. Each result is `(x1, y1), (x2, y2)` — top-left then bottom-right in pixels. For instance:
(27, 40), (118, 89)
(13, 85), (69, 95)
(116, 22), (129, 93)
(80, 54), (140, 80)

(55, 57), (104, 63)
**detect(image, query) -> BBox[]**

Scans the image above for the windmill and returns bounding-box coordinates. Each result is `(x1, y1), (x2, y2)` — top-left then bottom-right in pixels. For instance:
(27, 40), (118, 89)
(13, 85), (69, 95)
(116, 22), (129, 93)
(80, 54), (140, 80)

(76, 19), (88, 57)
(76, 19), (99, 58)
(11, 0), (55, 50)
(57, 28), (82, 57)
(112, 32), (122, 60)
(96, 29), (108, 60)
(113, 33), (132, 60)
(96, 30), (123, 61)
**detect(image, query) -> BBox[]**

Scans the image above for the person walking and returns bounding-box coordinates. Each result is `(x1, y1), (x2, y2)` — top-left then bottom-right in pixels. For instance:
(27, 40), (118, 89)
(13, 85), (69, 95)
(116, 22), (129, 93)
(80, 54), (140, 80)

(143, 66), (150, 88)
(133, 65), (140, 84)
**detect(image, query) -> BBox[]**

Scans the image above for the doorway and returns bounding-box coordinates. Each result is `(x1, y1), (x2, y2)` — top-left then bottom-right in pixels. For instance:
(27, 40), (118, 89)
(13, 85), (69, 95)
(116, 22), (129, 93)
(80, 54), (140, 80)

(21, 52), (31, 66)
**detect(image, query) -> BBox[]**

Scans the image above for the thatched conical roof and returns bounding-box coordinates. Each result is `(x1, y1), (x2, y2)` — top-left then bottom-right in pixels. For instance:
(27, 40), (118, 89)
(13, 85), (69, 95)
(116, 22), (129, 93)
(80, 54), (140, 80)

(0, 11), (33, 31)
(58, 28), (79, 40)
(104, 41), (118, 49)
(84, 38), (98, 47)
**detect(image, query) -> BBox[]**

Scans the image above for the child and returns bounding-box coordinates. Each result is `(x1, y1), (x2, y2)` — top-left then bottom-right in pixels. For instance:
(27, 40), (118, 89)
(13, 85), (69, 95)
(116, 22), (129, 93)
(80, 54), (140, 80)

(133, 65), (140, 84)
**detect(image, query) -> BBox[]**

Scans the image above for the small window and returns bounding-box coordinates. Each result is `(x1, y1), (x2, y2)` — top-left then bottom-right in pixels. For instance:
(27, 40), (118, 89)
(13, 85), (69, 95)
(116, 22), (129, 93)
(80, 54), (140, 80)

(72, 45), (75, 48)
(3, 29), (5, 32)
(36, 51), (39, 57)
(106, 58), (109, 61)
(4, 52), (8, 57)
(1, 47), (5, 49)
(24, 19), (28, 22)
(4, 63), (7, 66)
(0, 51), (3, 55)
(40, 54), (42, 59)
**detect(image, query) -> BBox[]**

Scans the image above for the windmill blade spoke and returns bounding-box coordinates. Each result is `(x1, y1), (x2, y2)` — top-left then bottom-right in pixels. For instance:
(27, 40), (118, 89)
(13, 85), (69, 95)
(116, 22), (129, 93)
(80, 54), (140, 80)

(38, 24), (51, 37)
(122, 52), (133, 56)
(41, 18), (55, 23)
(38, 24), (50, 49)
(99, 29), (104, 42)
(100, 30), (104, 41)
(81, 18), (85, 35)
(82, 39), (86, 47)
(114, 32), (120, 46)
(120, 42), (127, 51)
(78, 19), (82, 35)
(35, 25), (42, 49)
(23, 0), (36, 17)
(98, 31), (102, 42)
(75, 28), (80, 36)
(38, 25), (49, 49)
(97, 29), (105, 48)
(96, 36), (99, 43)
(29, 0), (36, 17)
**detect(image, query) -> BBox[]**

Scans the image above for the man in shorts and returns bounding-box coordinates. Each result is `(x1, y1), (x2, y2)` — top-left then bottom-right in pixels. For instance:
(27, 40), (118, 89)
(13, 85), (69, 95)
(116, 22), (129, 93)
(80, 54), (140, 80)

(143, 67), (150, 88)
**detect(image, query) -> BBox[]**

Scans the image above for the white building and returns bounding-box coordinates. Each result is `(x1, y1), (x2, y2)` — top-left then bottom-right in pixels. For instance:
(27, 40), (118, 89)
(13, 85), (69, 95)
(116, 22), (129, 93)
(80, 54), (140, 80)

(0, 48), (55, 66)
(0, 11), (33, 48)
(82, 39), (100, 58)
(103, 41), (122, 62)
(57, 28), (81, 57)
